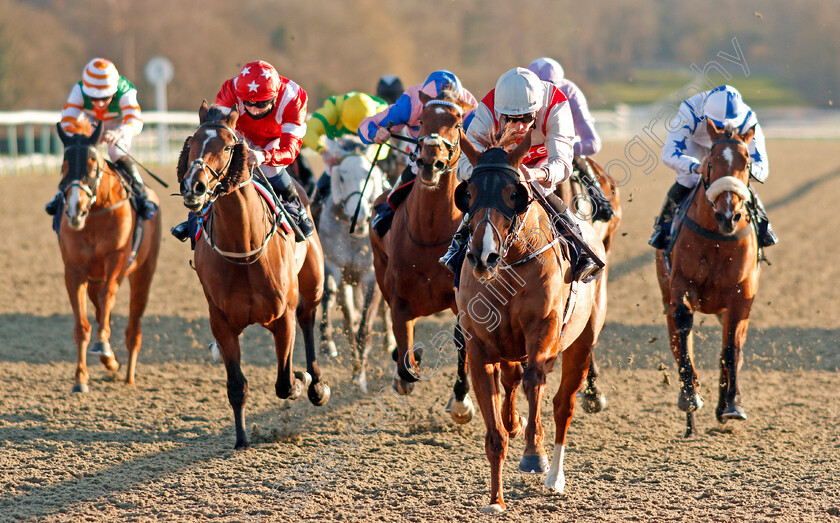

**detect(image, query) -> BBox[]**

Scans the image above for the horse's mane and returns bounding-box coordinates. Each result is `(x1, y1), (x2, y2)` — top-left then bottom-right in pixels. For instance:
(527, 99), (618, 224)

(473, 126), (521, 151)
(63, 118), (94, 137)
(436, 86), (460, 104)
(204, 105), (229, 123)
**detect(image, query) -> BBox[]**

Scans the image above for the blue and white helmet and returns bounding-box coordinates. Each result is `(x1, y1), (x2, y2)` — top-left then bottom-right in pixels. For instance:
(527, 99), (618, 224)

(420, 70), (463, 98)
(703, 86), (751, 129)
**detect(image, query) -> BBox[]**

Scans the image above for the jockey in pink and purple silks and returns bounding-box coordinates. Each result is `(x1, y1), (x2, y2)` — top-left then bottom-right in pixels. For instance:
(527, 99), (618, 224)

(360, 70), (477, 238)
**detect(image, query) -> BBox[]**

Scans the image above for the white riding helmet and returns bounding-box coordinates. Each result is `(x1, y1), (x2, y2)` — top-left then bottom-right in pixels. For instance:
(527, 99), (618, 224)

(81, 58), (120, 98)
(703, 86), (750, 129)
(495, 67), (544, 116)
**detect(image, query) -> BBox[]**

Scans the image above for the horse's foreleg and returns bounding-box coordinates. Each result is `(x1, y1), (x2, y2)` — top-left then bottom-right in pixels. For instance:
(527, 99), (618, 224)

(672, 302), (702, 437)
(546, 340), (591, 494)
(297, 299), (330, 407)
(468, 347), (507, 513)
(339, 281), (358, 342)
(270, 309), (305, 403)
(447, 321), (475, 424)
(353, 275), (381, 394)
(381, 301), (396, 354)
(67, 273), (91, 393)
(124, 261), (155, 386)
(390, 299), (418, 394)
(499, 361), (524, 439)
(520, 343), (552, 475)
(209, 307), (248, 450)
(91, 269), (122, 373)
(319, 272), (338, 358)
(717, 304), (752, 422)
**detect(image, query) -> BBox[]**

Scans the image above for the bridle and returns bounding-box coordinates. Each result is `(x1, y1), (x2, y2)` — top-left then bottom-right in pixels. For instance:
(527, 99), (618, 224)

(187, 122), (243, 194)
(701, 137), (752, 208)
(61, 144), (105, 208)
(415, 100), (463, 175)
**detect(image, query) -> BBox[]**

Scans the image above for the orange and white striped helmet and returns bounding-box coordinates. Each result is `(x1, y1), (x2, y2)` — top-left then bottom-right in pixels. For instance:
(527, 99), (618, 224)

(81, 58), (119, 98)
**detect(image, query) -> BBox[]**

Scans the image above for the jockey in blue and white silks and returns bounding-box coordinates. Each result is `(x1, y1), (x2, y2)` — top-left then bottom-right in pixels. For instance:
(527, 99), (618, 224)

(650, 85), (777, 249)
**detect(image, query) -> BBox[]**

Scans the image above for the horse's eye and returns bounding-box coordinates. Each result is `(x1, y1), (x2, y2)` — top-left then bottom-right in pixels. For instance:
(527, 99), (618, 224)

(224, 145), (232, 152)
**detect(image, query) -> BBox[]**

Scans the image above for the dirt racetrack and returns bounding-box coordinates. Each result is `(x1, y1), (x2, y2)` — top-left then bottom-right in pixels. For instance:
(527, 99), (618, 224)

(1, 140), (839, 522)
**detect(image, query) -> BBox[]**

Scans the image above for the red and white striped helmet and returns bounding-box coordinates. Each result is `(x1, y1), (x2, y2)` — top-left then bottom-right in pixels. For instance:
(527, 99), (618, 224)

(81, 58), (119, 98)
(234, 61), (281, 102)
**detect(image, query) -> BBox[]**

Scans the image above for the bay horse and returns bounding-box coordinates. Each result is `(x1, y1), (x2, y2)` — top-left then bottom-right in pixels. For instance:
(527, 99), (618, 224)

(556, 158), (622, 413)
(456, 129), (607, 513)
(655, 120), (761, 438)
(177, 102), (329, 450)
(317, 137), (395, 393)
(55, 120), (161, 393)
(369, 87), (476, 423)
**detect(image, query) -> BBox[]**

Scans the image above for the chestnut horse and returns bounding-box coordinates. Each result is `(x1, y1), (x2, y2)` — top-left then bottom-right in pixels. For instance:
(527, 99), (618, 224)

(177, 102), (329, 449)
(655, 120), (761, 438)
(370, 88), (476, 422)
(556, 158), (622, 413)
(55, 120), (161, 393)
(457, 130), (606, 513)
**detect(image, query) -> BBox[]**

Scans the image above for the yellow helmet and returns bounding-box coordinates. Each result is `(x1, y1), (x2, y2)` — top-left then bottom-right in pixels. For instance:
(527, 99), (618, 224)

(340, 93), (379, 132)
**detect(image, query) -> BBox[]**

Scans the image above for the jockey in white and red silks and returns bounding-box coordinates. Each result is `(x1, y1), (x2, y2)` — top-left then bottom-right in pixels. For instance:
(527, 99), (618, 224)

(442, 67), (604, 282)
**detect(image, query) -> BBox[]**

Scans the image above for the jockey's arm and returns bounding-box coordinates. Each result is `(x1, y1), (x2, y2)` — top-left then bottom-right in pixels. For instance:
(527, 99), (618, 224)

(358, 91), (413, 145)
(747, 123), (769, 182)
(661, 126), (702, 183)
(116, 86), (143, 138)
(565, 84), (601, 157)
(59, 84), (87, 134)
(537, 101), (575, 189)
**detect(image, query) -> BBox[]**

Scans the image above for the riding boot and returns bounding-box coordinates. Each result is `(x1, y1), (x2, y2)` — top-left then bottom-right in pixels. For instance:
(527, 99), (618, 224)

(648, 182), (692, 249)
(573, 155), (614, 222)
(171, 220), (191, 242)
(371, 165), (416, 238)
(270, 174), (315, 240)
(116, 157), (157, 220)
(748, 187), (779, 248)
(544, 192), (605, 282)
(439, 214), (471, 274)
(313, 171), (332, 205)
(45, 190), (62, 216)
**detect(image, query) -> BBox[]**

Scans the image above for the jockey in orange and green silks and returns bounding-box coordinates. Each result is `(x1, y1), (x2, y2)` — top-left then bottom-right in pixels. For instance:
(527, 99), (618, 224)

(303, 92), (389, 203)
(47, 58), (157, 220)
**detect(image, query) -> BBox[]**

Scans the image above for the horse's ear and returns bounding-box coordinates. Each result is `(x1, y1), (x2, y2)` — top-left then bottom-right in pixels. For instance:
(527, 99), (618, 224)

(460, 128), (479, 166)
(418, 91), (432, 106)
(705, 118), (721, 140)
(506, 129), (532, 168)
(458, 99), (476, 116)
(199, 100), (209, 123)
(90, 120), (104, 145)
(176, 136), (191, 182)
(740, 124), (756, 144)
(454, 181), (470, 213)
(226, 105), (239, 128)
(56, 122), (69, 145)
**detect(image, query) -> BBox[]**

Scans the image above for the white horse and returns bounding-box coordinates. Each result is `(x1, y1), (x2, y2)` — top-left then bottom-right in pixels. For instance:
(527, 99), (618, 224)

(318, 137), (396, 393)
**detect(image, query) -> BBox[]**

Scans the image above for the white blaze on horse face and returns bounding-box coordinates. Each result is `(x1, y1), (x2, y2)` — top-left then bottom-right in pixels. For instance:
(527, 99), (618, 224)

(721, 147), (734, 170)
(66, 187), (82, 218)
(480, 218), (498, 265)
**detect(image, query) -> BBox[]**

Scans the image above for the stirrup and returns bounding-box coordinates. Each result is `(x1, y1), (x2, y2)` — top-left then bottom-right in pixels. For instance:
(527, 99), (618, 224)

(575, 257), (602, 283)
(45, 197), (62, 216)
(171, 221), (190, 242)
(439, 243), (461, 274)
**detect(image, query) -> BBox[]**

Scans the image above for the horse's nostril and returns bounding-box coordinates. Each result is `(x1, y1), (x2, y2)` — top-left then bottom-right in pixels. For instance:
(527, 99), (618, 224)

(714, 212), (725, 222)
(466, 252), (477, 268)
(486, 252), (500, 267)
(733, 213), (741, 222)
(193, 181), (206, 196)
(434, 160), (446, 172)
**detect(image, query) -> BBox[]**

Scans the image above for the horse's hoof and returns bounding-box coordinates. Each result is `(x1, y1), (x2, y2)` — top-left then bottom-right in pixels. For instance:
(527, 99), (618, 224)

(582, 391), (607, 413)
(480, 504), (505, 514)
(89, 341), (113, 357)
(352, 373), (368, 394)
(392, 378), (414, 396)
(544, 468), (566, 494)
(446, 393), (474, 424)
(208, 341), (223, 363)
(519, 454), (549, 474)
(234, 439), (251, 451)
(721, 404), (747, 421)
(101, 355), (120, 373)
(678, 392), (704, 412)
(320, 341), (338, 359)
(71, 383), (89, 394)
(295, 370), (313, 389)
(308, 382), (331, 406)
